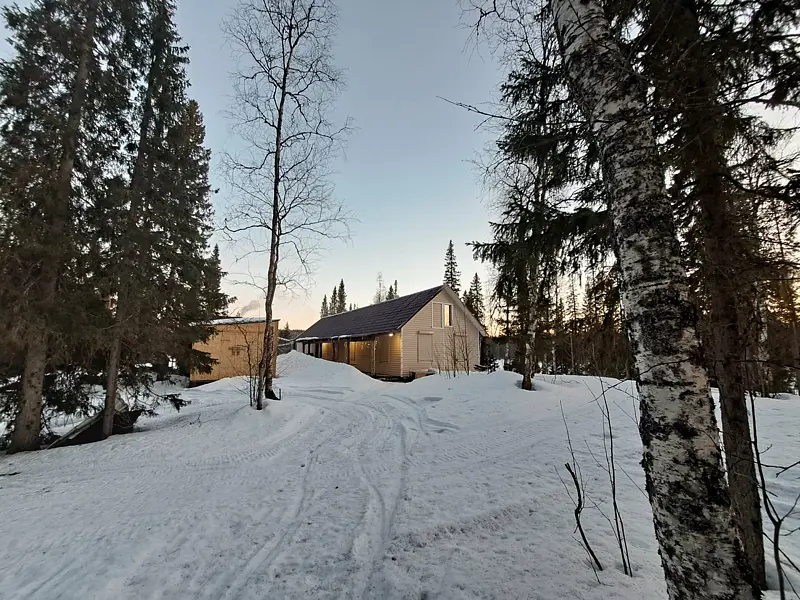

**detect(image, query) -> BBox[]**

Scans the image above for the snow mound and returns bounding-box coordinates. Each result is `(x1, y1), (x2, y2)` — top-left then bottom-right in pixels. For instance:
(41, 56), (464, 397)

(277, 350), (388, 390)
(186, 351), (380, 400)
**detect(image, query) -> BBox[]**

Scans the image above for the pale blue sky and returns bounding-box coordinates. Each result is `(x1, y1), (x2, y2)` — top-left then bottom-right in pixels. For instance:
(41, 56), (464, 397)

(178, 0), (502, 327)
(2, 0), (503, 329)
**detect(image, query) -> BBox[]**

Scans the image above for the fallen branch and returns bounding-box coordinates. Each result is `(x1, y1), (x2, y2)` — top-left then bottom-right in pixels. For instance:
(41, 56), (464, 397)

(565, 462), (604, 573)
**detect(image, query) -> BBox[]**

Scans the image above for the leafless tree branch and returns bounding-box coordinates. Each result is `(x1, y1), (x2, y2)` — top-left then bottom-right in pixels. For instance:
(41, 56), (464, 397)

(222, 0), (353, 405)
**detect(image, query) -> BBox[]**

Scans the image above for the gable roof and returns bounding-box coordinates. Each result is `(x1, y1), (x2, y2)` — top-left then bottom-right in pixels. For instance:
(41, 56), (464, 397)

(298, 286), (445, 340)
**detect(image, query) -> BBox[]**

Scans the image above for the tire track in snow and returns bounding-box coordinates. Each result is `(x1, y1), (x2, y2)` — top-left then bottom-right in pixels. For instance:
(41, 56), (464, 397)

(4, 378), (433, 599)
(185, 404), (322, 468)
(275, 385), (421, 598)
(343, 393), (425, 599)
(210, 390), (378, 597)
(218, 451), (322, 600)
(3, 398), (327, 600)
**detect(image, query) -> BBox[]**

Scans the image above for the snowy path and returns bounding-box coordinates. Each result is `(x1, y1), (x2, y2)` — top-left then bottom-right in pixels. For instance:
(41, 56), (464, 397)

(1, 353), (798, 599)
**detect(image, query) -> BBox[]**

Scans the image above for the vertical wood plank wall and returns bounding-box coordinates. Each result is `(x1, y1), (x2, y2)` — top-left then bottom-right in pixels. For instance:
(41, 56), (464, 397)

(191, 320), (279, 383)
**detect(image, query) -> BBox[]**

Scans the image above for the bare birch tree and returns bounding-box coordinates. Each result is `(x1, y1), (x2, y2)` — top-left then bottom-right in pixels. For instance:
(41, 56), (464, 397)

(223, 0), (350, 409)
(551, 0), (753, 597)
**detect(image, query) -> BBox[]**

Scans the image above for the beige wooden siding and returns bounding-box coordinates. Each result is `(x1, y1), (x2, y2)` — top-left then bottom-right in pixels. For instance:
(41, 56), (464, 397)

(432, 302), (443, 328)
(312, 336), (400, 376)
(334, 340), (348, 363)
(192, 320), (279, 382)
(349, 340), (373, 372)
(401, 290), (481, 376)
(418, 332), (433, 362)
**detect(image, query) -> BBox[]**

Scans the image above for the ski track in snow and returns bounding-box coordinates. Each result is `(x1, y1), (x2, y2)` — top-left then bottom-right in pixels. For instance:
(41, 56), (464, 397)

(1, 353), (798, 600)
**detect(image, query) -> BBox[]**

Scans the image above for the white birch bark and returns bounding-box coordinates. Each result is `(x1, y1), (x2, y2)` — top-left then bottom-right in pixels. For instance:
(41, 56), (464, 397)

(525, 317), (537, 385)
(552, 0), (752, 597)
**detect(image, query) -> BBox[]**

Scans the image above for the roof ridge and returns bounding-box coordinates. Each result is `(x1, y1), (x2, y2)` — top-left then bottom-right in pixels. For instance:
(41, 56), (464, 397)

(320, 285), (444, 319)
(298, 285), (447, 340)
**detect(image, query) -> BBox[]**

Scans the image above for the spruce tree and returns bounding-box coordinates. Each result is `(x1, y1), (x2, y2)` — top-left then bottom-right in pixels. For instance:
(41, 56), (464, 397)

(443, 240), (462, 293)
(99, 0), (175, 437)
(330, 286), (338, 315)
(337, 279), (346, 313)
(468, 274), (486, 325)
(98, 0), (228, 437)
(320, 294), (329, 317)
(468, 0), (609, 387)
(152, 102), (230, 375)
(386, 283), (396, 300)
(0, 0), (143, 452)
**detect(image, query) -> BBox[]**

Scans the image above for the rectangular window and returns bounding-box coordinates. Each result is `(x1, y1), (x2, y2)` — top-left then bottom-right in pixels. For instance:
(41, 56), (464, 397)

(443, 304), (453, 327)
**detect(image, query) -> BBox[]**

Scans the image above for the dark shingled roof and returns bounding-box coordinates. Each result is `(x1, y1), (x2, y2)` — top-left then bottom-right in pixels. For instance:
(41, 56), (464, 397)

(298, 285), (445, 340)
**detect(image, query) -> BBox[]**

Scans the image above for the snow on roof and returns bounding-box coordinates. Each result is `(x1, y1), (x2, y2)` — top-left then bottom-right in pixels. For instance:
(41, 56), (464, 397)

(211, 317), (280, 325)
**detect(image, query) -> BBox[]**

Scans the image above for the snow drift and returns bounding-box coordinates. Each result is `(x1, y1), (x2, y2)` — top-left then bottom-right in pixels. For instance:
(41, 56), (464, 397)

(0, 352), (797, 599)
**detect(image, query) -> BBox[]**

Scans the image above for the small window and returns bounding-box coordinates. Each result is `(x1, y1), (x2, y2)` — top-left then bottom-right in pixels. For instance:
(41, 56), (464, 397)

(443, 304), (453, 327)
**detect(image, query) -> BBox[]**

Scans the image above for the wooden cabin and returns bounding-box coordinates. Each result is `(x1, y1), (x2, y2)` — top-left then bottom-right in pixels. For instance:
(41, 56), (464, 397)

(191, 317), (279, 385)
(296, 285), (486, 378)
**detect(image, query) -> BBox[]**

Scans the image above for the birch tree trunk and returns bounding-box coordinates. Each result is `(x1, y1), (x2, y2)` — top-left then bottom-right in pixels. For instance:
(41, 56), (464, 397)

(256, 51), (287, 410)
(8, 0), (100, 453)
(552, 0), (753, 597)
(517, 257), (533, 389)
(523, 258), (540, 390)
(224, 0), (349, 410)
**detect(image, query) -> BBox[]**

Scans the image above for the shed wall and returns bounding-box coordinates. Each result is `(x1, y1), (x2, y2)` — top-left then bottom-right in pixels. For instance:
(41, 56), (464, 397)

(191, 320), (279, 383)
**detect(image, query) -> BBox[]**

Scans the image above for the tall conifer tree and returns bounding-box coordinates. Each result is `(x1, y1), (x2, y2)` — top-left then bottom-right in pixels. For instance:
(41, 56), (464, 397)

(99, 0), (228, 437)
(443, 240), (462, 293)
(0, 0), (143, 451)
(337, 279), (346, 313)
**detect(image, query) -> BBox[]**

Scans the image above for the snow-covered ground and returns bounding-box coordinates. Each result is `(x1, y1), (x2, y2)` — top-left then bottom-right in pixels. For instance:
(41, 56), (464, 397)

(1, 352), (798, 599)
